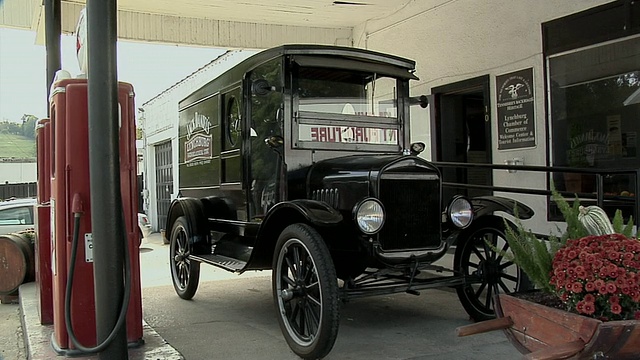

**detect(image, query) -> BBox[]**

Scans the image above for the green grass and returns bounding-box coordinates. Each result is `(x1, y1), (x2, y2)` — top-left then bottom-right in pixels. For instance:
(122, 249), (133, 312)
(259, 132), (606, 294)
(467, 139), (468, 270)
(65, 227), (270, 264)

(0, 133), (36, 159)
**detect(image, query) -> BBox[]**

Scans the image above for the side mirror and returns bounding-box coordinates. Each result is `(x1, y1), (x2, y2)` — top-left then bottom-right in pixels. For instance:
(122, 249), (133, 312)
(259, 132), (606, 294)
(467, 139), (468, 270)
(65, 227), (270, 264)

(265, 135), (284, 148)
(409, 95), (429, 108)
(252, 79), (275, 96)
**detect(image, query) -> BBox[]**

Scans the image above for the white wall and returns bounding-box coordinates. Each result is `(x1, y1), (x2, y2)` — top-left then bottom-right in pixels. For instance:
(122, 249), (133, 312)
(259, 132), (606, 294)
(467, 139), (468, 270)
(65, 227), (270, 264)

(0, 162), (37, 183)
(352, 0), (611, 233)
(141, 50), (256, 230)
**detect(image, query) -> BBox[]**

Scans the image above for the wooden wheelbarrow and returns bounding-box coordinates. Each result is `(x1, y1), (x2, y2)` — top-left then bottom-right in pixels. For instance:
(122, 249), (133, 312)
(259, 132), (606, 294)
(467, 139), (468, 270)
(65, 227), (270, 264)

(456, 294), (640, 360)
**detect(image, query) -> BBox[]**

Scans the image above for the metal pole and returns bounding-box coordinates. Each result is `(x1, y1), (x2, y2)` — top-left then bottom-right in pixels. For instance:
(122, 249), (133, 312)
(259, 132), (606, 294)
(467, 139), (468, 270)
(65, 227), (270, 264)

(87, 0), (128, 358)
(44, 0), (61, 116)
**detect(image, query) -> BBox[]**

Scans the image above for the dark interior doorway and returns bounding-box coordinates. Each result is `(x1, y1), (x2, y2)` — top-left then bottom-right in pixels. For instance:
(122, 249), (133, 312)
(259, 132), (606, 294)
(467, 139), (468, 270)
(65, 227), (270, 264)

(432, 75), (492, 199)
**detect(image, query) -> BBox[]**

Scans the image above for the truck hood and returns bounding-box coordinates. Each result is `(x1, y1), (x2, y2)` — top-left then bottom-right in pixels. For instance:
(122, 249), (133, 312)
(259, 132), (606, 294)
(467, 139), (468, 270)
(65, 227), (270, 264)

(301, 154), (438, 210)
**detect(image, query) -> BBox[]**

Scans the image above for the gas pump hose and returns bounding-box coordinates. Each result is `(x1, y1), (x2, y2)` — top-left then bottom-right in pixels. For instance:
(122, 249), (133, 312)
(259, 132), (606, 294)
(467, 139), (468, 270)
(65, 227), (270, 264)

(64, 210), (132, 353)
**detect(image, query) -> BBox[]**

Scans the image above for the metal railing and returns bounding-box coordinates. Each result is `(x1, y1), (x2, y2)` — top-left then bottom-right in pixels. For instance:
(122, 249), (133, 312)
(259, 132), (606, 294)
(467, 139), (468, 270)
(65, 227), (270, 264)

(431, 161), (639, 223)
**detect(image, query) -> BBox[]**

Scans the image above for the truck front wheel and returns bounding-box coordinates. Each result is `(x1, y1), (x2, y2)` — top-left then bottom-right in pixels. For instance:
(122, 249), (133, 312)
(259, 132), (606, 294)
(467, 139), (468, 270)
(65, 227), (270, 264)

(170, 216), (200, 300)
(454, 216), (530, 321)
(272, 224), (339, 359)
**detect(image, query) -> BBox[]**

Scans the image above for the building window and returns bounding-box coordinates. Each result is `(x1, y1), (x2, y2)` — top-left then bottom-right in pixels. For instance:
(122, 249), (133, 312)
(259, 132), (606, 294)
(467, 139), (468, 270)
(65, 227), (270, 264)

(544, 0), (640, 199)
(549, 36), (640, 171)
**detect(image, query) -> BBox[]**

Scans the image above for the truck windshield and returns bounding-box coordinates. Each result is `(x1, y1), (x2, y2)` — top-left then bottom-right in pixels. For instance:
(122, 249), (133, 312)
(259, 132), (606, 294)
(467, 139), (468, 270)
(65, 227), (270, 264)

(293, 66), (402, 151)
(296, 67), (398, 118)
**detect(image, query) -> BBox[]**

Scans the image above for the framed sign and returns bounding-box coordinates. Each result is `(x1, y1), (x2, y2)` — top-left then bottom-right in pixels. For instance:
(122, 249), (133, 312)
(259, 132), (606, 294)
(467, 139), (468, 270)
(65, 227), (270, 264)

(496, 68), (536, 150)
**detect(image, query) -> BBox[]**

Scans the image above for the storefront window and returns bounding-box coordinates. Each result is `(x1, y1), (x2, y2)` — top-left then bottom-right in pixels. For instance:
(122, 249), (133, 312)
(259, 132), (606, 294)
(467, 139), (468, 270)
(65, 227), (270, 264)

(548, 35), (640, 195)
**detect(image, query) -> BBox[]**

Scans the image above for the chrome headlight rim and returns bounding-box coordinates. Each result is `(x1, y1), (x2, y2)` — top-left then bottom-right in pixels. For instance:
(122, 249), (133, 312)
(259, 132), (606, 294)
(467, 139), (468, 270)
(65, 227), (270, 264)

(447, 196), (473, 229)
(352, 197), (386, 235)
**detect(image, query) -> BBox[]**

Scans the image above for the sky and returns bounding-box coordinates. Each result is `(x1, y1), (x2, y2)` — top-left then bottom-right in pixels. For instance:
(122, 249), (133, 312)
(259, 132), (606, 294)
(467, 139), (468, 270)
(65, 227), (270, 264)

(0, 27), (226, 123)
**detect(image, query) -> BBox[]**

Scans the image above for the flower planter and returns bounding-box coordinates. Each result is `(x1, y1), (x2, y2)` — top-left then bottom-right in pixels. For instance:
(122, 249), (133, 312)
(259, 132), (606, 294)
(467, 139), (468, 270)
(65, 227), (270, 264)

(457, 293), (640, 360)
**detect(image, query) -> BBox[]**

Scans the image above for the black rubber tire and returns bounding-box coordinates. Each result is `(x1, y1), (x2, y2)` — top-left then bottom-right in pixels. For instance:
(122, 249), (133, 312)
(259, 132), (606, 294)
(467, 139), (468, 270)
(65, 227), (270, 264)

(272, 224), (339, 360)
(169, 216), (200, 300)
(454, 216), (531, 321)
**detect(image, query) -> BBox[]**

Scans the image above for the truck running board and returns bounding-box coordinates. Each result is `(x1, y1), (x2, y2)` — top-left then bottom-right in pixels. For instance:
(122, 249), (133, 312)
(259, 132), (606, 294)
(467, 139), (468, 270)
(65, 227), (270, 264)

(190, 254), (247, 272)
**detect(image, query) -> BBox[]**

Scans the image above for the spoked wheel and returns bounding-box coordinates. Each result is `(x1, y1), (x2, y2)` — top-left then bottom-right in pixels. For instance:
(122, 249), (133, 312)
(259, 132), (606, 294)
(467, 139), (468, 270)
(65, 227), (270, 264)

(170, 216), (200, 299)
(272, 224), (339, 360)
(454, 216), (531, 321)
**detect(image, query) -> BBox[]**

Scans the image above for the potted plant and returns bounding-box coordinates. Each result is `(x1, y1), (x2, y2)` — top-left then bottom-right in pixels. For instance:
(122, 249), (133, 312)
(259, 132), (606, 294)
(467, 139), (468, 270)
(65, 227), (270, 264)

(457, 189), (640, 360)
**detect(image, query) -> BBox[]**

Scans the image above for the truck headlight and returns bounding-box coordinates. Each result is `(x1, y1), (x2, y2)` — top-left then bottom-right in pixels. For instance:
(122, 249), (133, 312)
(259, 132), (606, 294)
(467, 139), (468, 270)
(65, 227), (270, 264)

(447, 196), (473, 229)
(353, 198), (385, 234)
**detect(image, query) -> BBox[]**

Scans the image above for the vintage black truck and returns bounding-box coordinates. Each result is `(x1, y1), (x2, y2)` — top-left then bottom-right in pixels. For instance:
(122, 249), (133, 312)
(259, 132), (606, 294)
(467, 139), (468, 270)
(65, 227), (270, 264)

(166, 44), (532, 359)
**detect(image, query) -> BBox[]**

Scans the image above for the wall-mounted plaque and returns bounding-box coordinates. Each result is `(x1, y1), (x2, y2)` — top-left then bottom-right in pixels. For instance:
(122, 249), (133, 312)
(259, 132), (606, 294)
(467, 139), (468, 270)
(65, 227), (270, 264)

(496, 68), (536, 150)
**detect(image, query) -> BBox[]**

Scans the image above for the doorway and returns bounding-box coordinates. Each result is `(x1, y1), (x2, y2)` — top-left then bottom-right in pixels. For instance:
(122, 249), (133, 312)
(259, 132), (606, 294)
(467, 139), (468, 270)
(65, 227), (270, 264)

(432, 75), (492, 199)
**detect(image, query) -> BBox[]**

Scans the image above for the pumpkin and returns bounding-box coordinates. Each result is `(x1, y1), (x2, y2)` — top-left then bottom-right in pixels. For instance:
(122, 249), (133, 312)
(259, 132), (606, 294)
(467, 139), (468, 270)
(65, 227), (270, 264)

(578, 205), (615, 235)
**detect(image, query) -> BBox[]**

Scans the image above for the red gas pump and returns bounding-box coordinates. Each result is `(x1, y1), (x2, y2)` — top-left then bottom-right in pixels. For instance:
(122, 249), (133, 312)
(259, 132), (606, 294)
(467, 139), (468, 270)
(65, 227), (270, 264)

(49, 78), (143, 354)
(35, 118), (53, 325)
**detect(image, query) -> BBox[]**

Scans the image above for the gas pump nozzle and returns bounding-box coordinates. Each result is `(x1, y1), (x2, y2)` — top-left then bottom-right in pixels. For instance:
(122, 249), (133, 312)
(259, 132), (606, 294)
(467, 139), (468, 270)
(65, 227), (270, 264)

(72, 193), (84, 217)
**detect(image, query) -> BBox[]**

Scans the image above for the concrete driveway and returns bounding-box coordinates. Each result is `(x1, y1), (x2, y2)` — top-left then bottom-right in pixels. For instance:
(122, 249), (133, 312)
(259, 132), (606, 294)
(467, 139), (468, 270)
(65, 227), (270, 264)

(8, 232), (521, 359)
(139, 233), (521, 359)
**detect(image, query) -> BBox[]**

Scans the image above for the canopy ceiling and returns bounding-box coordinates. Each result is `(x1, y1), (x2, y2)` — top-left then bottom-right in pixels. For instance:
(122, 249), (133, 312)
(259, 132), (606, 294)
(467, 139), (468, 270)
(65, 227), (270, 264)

(1, 0), (414, 48)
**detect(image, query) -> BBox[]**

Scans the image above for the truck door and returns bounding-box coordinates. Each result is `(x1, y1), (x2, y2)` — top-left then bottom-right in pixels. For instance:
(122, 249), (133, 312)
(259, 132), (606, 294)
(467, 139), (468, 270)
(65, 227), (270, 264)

(248, 58), (284, 220)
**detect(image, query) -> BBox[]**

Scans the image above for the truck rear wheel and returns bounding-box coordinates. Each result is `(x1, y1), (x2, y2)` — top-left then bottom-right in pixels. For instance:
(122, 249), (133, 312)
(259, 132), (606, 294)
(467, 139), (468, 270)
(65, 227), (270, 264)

(170, 216), (200, 300)
(272, 224), (339, 359)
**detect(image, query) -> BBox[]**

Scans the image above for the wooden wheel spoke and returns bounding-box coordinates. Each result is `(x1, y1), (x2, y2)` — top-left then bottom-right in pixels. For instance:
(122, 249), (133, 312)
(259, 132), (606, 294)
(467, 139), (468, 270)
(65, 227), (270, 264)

(472, 246), (486, 262)
(285, 256), (296, 278)
(474, 282), (487, 298)
(304, 304), (319, 335)
(495, 242), (509, 262)
(484, 283), (494, 308)
(501, 273), (518, 282)
(282, 275), (296, 287)
(497, 279), (511, 293)
(292, 247), (302, 279)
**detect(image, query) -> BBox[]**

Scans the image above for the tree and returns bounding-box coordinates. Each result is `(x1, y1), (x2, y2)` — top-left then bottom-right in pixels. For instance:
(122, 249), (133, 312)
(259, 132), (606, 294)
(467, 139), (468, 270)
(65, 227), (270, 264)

(21, 114), (38, 139)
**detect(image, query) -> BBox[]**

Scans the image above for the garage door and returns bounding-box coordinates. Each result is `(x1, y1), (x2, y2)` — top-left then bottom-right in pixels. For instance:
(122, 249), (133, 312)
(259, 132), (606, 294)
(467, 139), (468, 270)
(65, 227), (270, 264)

(155, 141), (173, 230)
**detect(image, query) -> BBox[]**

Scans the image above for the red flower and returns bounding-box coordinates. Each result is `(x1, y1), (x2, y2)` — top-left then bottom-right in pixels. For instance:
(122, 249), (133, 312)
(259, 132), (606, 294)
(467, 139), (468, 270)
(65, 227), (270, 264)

(550, 233), (640, 321)
(611, 303), (622, 315)
(598, 286), (608, 295)
(582, 302), (595, 315)
(572, 282), (584, 293)
(585, 282), (596, 292)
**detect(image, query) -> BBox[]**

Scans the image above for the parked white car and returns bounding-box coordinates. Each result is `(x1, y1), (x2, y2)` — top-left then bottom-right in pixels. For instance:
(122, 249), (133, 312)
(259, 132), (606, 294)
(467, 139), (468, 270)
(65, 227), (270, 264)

(0, 198), (37, 235)
(138, 213), (152, 239)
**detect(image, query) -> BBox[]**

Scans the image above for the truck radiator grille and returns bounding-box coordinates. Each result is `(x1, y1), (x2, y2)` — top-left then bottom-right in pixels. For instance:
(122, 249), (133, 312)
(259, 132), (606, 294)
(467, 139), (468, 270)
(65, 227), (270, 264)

(378, 174), (441, 250)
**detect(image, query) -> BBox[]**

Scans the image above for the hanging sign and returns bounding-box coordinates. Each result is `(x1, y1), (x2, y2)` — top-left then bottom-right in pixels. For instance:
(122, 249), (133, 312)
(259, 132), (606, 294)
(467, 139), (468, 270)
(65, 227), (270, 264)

(496, 68), (536, 150)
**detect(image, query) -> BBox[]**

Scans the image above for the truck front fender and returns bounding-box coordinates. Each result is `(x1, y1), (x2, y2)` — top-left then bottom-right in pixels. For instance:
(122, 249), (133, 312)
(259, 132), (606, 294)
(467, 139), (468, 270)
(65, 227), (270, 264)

(471, 196), (534, 220)
(246, 200), (343, 270)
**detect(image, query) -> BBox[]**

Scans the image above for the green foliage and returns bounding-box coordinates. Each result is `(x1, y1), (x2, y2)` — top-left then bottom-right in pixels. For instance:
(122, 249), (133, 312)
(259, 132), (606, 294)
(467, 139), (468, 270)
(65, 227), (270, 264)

(495, 183), (637, 295)
(553, 187), (589, 242)
(612, 209), (635, 238)
(502, 216), (558, 293)
(493, 185), (590, 294)
(21, 115), (38, 139)
(0, 121), (23, 135)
